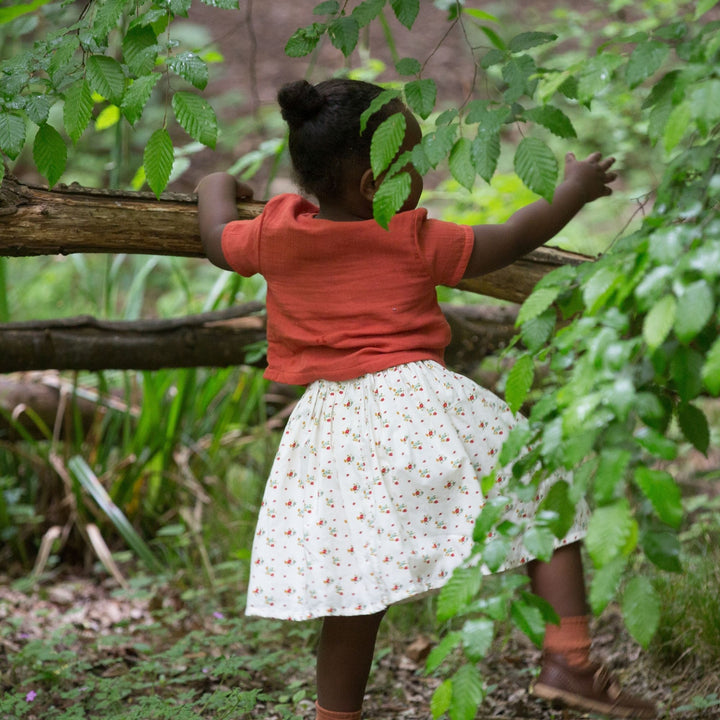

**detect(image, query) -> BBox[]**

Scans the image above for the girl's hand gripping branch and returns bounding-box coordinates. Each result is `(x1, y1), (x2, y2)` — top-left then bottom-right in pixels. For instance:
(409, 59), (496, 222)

(196, 172), (254, 270)
(463, 152), (617, 279)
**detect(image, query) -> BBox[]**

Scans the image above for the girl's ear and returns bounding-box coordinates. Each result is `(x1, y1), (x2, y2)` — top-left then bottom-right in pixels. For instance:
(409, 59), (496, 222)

(359, 168), (376, 202)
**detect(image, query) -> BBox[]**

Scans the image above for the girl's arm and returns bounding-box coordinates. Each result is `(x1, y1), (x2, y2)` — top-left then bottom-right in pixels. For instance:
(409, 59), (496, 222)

(463, 152), (616, 279)
(196, 172), (254, 270)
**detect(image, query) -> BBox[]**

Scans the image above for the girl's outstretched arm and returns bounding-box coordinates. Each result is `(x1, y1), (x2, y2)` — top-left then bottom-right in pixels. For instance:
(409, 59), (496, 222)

(462, 152), (616, 279)
(196, 172), (254, 270)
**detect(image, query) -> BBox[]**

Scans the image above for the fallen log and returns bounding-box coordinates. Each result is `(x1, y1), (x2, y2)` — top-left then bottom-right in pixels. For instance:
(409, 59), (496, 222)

(0, 175), (591, 304)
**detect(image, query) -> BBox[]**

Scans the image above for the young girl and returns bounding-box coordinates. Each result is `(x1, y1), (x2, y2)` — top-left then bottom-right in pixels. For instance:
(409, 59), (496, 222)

(197, 78), (656, 720)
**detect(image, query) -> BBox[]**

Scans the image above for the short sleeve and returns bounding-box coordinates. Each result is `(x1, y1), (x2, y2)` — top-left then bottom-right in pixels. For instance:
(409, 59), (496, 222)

(221, 213), (264, 277)
(413, 212), (474, 287)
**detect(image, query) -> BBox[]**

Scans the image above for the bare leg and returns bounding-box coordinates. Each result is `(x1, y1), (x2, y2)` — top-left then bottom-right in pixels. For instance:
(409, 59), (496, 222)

(316, 610), (385, 713)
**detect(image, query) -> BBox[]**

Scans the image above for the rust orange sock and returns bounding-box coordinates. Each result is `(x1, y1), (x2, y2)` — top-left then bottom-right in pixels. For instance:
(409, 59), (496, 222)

(543, 615), (591, 667)
(315, 701), (362, 720)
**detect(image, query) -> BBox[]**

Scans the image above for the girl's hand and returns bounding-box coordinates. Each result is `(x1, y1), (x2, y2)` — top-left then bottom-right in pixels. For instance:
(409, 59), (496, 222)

(236, 181), (254, 201)
(564, 152), (617, 204)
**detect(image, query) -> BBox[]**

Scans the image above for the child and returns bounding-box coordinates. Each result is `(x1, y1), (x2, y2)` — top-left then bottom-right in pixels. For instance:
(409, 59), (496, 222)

(196, 78), (656, 720)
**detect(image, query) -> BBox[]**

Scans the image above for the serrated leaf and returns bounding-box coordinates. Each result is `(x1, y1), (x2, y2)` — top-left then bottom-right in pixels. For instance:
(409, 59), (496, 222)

(47, 36), (79, 83)
(502, 54), (538, 102)
(634, 426), (678, 461)
(373, 171), (411, 229)
(696, 0), (719, 18)
(390, 0), (418, 29)
(24, 94), (55, 125)
(471, 131), (500, 184)
(371, 113), (406, 177)
(702, 336), (720, 395)
(642, 529), (682, 572)
(436, 567), (481, 622)
(121, 73), (160, 125)
(200, 0), (238, 8)
(510, 598), (545, 647)
(284, 23), (325, 57)
(582, 265), (621, 314)
(663, 101), (692, 152)
(625, 40), (669, 88)
(33, 123), (66, 187)
(143, 127), (173, 198)
(95, 104), (120, 131)
(517, 286), (561, 325)
(172, 91), (217, 148)
(122, 25), (158, 77)
(168, 51), (208, 90)
(473, 495), (511, 542)
(505, 354), (534, 414)
(642, 294), (676, 349)
(328, 16), (359, 57)
(352, 0), (385, 26)
(537, 480), (575, 538)
(525, 105), (576, 139)
(449, 665), (485, 720)
(86, 55), (126, 105)
(0, 112), (26, 160)
(92, 0), (127, 41)
(520, 308), (555, 352)
(634, 467), (683, 529)
(577, 53), (624, 103)
(421, 125), (456, 167)
(677, 402), (710, 455)
(594, 447), (631, 506)
(431, 680), (452, 719)
(404, 78), (436, 119)
(498, 425), (531, 467)
(479, 25), (506, 51)
(523, 525), (555, 562)
(674, 280), (714, 344)
(313, 0), (339, 14)
(622, 577), (659, 648)
(671, 346), (704, 401)
(509, 31), (557, 52)
(63, 79), (93, 144)
(586, 500), (636, 567)
(589, 555), (626, 615)
(396, 57), (421, 76)
(359, 88), (401, 133)
(426, 631), (462, 673)
(449, 137), (475, 191)
(461, 618), (494, 662)
(514, 137), (557, 202)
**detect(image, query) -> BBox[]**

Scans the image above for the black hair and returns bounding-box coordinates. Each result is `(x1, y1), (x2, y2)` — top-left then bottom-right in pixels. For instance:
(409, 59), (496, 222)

(277, 78), (405, 201)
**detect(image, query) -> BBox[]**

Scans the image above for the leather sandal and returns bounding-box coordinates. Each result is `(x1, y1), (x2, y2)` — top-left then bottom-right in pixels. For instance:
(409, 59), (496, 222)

(531, 652), (657, 718)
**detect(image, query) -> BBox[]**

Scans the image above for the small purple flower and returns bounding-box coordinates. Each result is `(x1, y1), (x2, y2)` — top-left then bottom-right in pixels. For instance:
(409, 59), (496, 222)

(213, 611), (225, 620)
(25, 690), (37, 702)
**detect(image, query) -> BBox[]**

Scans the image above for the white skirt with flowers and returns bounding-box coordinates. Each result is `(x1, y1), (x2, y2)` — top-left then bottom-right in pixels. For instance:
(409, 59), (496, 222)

(245, 360), (588, 620)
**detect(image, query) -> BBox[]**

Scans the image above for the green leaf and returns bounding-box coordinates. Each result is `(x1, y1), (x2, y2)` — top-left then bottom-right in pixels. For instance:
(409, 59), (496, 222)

(510, 598), (545, 647)
(524, 105), (576, 139)
(642, 294), (676, 349)
(373, 172), (411, 229)
(200, 0), (238, 8)
(498, 425), (531, 467)
(696, 0), (720, 18)
(359, 88), (401, 133)
(523, 525), (555, 562)
(509, 31), (557, 52)
(430, 679), (453, 720)
(517, 286), (561, 325)
(671, 346), (704, 401)
(436, 567), (481, 622)
(677, 402), (710, 455)
(0, 112), (26, 160)
(421, 125), (456, 167)
(352, 0), (385, 27)
(121, 74), (161, 125)
(47, 36), (80, 83)
(642, 529), (681, 572)
(448, 137), (475, 191)
(702, 336), (720, 395)
(63, 79), (93, 144)
(313, 0), (339, 13)
(122, 25), (158, 77)
(594, 447), (631, 506)
(634, 426), (678, 461)
(143, 127), (174, 198)
(24, 94), (55, 125)
(95, 104), (120, 131)
(0, 0), (52, 24)
(404, 78), (436, 119)
(471, 131), (500, 183)
(537, 480), (575, 538)
(396, 57), (421, 76)
(390, 0), (419, 29)
(32, 123), (66, 187)
(328, 16), (359, 57)
(426, 631), (462, 673)
(86, 55), (126, 105)
(502, 54), (538, 102)
(461, 618), (494, 662)
(586, 500), (637, 567)
(473, 495), (511, 541)
(634, 467), (683, 529)
(514, 137), (557, 202)
(576, 53), (624, 103)
(168, 51), (208, 90)
(505, 355), (534, 414)
(622, 577), (660, 648)
(482, 537), (510, 571)
(172, 91), (217, 148)
(285, 23), (325, 57)
(91, 0), (127, 41)
(479, 25), (506, 51)
(674, 280), (714, 344)
(449, 665), (485, 720)
(625, 40), (669, 88)
(589, 555), (626, 615)
(663, 101), (692, 152)
(371, 113), (406, 177)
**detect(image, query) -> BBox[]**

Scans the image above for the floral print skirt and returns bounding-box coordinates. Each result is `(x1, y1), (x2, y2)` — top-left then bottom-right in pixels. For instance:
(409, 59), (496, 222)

(245, 360), (588, 620)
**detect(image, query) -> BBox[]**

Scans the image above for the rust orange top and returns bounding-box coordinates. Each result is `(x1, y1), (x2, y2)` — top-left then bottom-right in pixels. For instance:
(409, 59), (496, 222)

(222, 194), (473, 385)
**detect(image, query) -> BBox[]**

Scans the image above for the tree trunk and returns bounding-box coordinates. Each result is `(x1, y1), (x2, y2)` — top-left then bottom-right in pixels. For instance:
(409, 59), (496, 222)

(0, 175), (590, 304)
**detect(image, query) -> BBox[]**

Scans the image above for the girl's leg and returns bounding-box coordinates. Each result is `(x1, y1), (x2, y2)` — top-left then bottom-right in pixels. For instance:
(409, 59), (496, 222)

(315, 610), (385, 718)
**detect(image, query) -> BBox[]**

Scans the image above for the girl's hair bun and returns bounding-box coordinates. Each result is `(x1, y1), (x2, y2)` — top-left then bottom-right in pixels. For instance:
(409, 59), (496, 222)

(278, 80), (326, 128)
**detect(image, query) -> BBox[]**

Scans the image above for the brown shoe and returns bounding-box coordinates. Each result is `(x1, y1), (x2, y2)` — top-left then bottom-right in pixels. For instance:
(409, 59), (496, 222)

(531, 652), (657, 718)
